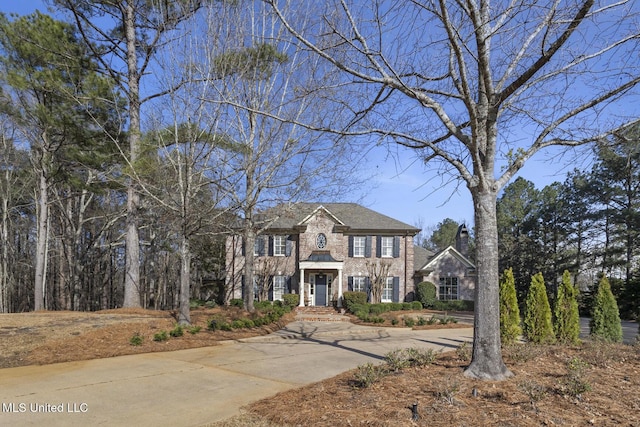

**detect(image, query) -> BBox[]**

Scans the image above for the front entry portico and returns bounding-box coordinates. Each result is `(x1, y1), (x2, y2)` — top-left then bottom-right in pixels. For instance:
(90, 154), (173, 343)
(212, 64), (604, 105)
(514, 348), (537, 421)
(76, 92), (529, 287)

(298, 252), (343, 307)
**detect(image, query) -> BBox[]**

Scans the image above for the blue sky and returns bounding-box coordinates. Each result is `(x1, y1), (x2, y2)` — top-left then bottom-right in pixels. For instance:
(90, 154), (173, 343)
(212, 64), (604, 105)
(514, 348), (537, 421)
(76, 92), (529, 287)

(0, 1), (606, 231)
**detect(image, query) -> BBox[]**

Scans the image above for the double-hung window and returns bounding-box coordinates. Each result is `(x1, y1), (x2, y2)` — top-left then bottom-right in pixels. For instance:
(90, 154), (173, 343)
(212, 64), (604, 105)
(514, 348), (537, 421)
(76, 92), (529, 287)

(353, 236), (366, 257)
(352, 276), (367, 293)
(273, 276), (286, 301)
(273, 236), (286, 256)
(380, 236), (394, 257)
(381, 277), (394, 302)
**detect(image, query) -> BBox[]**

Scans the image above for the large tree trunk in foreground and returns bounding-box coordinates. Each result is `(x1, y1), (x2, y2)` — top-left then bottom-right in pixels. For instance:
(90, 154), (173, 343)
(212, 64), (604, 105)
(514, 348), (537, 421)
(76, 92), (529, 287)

(464, 188), (513, 380)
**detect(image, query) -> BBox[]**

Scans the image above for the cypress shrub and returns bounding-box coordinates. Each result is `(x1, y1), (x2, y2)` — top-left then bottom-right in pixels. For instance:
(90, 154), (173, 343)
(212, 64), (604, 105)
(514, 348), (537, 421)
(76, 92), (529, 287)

(415, 281), (437, 308)
(523, 272), (555, 344)
(499, 268), (522, 345)
(554, 270), (581, 344)
(589, 276), (623, 342)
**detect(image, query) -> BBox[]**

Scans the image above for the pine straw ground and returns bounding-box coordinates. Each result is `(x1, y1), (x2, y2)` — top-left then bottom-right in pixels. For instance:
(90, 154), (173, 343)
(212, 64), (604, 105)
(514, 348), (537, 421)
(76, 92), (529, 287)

(0, 307), (293, 368)
(230, 341), (640, 427)
(1, 308), (639, 426)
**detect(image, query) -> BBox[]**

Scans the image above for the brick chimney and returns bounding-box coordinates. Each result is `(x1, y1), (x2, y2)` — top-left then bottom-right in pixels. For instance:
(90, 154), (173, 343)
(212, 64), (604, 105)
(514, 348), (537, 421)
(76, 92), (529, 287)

(455, 224), (469, 257)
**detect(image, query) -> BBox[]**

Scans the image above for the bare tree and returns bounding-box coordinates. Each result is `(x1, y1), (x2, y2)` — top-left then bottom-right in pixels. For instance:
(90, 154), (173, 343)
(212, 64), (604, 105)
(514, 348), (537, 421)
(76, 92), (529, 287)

(267, 0), (640, 379)
(366, 259), (391, 304)
(206, 2), (362, 312)
(56, 0), (207, 308)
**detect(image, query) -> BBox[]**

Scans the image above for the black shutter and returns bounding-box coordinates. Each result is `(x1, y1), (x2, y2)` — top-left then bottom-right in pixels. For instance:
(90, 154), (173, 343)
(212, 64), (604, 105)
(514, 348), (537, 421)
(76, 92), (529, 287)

(393, 236), (400, 258)
(268, 236), (274, 256)
(376, 236), (382, 258)
(347, 276), (353, 291)
(268, 276), (274, 301)
(392, 277), (400, 303)
(348, 236), (354, 257)
(286, 276), (292, 293)
(365, 277), (371, 303)
(241, 239), (245, 256)
(241, 275), (245, 299)
(365, 236), (372, 258)
(256, 236), (265, 256)
(285, 236), (292, 257)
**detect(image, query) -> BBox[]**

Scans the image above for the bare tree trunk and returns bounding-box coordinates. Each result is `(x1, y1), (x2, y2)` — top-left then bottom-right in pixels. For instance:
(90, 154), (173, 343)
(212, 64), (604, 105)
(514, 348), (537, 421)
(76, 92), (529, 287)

(123, 1), (141, 308)
(34, 171), (48, 311)
(464, 189), (512, 380)
(1, 195), (9, 313)
(178, 235), (191, 324)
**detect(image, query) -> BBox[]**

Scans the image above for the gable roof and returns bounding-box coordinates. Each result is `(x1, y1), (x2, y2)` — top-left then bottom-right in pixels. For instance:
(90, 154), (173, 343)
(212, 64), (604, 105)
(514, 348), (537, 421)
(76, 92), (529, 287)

(266, 203), (420, 234)
(415, 244), (476, 272)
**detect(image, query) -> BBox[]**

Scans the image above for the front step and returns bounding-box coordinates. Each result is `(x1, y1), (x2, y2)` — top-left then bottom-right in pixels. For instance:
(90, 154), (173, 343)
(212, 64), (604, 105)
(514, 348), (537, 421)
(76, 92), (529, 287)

(295, 306), (351, 322)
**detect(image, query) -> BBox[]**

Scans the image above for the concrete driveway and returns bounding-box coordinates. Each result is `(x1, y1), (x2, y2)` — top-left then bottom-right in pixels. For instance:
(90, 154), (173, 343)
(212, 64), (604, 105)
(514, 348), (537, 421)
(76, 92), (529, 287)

(0, 322), (473, 427)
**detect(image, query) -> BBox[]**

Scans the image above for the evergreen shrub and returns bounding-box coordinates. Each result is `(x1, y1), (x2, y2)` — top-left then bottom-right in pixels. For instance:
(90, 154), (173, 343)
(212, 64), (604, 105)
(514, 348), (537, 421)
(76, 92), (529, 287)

(499, 267), (522, 345)
(554, 270), (581, 344)
(415, 281), (437, 308)
(523, 272), (555, 344)
(590, 276), (623, 342)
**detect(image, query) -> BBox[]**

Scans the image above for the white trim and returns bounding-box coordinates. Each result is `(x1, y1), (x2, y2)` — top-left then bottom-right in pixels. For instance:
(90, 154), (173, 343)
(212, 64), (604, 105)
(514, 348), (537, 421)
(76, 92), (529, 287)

(297, 205), (345, 227)
(419, 245), (476, 271)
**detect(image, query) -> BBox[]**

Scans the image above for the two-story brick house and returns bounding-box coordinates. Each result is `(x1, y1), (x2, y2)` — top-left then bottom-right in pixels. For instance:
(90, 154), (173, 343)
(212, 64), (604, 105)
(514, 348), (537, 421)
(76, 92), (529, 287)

(225, 203), (420, 307)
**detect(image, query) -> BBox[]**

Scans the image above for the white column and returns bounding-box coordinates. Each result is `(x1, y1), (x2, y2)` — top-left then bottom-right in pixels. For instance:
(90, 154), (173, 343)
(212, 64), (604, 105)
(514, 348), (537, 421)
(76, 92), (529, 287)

(337, 267), (343, 308)
(299, 268), (305, 307)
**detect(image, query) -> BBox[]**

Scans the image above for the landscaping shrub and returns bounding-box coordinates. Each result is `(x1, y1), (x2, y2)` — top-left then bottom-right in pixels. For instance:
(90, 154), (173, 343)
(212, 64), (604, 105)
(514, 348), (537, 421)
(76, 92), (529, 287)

(153, 330), (169, 342)
(499, 267), (522, 345)
(369, 304), (387, 316)
(590, 276), (623, 342)
(231, 319), (246, 329)
(411, 301), (423, 310)
(404, 317), (415, 327)
(389, 302), (403, 312)
(129, 333), (143, 346)
(169, 325), (184, 337)
(352, 363), (387, 388)
(208, 316), (231, 331)
(415, 281), (437, 308)
(432, 300), (474, 311)
(254, 301), (272, 310)
(343, 291), (367, 312)
(523, 272), (555, 344)
(282, 294), (299, 308)
(554, 270), (580, 344)
(229, 298), (244, 308)
(402, 302), (413, 310)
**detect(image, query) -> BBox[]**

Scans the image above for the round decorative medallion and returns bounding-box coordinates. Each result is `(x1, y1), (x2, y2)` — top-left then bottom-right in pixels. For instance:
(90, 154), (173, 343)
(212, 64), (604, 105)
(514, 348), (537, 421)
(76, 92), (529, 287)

(316, 233), (327, 249)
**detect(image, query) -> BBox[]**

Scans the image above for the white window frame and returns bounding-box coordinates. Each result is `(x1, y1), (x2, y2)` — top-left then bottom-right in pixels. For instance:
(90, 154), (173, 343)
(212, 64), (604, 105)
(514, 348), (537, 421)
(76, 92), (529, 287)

(353, 236), (366, 257)
(381, 277), (394, 302)
(273, 235), (286, 256)
(439, 277), (459, 300)
(381, 236), (394, 258)
(273, 275), (286, 301)
(352, 276), (367, 293)
(253, 238), (261, 257)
